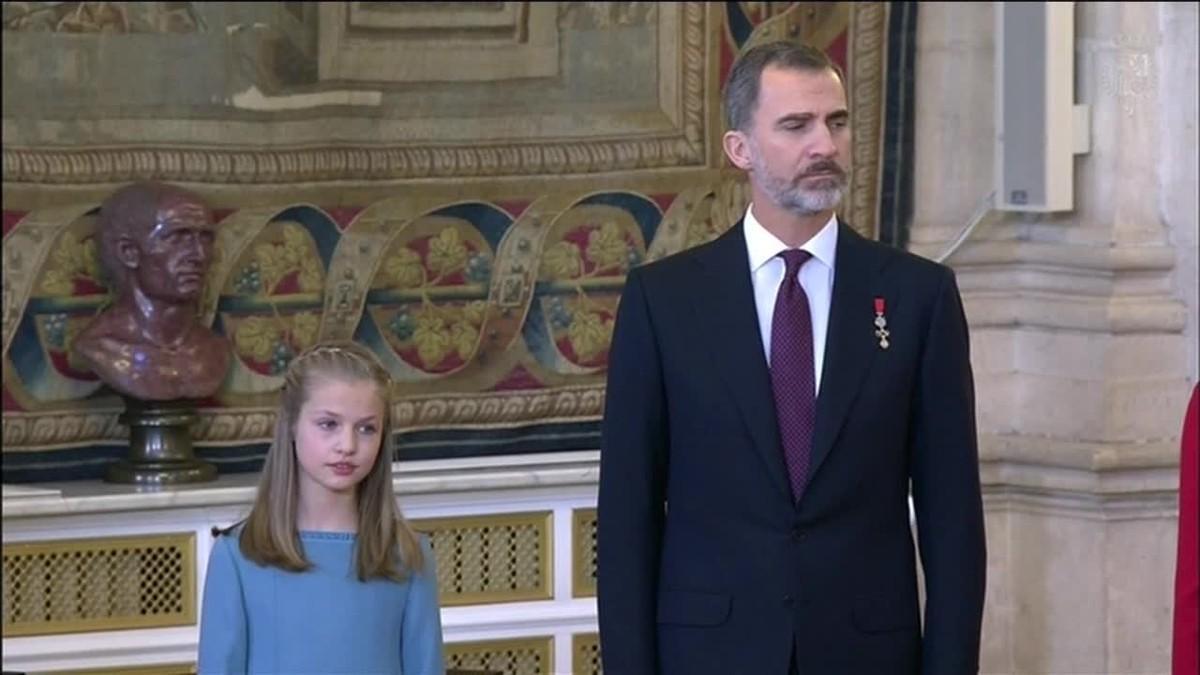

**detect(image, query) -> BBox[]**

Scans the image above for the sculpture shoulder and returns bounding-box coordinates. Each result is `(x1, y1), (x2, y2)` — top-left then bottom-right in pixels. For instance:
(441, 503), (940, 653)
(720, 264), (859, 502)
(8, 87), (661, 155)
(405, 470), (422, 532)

(186, 327), (233, 365)
(74, 310), (137, 361)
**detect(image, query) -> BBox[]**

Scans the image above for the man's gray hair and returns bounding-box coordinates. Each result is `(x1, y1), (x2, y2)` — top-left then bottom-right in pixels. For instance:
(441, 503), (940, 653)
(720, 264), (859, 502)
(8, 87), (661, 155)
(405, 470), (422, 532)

(722, 40), (845, 132)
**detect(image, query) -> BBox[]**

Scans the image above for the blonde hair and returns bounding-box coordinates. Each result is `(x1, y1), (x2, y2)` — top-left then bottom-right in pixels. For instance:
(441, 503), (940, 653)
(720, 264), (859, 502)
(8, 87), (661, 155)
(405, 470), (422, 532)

(239, 342), (424, 581)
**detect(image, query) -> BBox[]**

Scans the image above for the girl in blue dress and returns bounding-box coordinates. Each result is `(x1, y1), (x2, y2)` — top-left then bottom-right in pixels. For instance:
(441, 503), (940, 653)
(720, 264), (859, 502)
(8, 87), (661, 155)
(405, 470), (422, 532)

(199, 342), (445, 674)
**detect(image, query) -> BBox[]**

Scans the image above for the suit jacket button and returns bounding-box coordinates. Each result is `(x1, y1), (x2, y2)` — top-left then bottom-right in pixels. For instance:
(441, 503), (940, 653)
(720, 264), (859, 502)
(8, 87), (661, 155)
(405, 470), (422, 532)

(783, 595), (794, 607)
(791, 527), (805, 541)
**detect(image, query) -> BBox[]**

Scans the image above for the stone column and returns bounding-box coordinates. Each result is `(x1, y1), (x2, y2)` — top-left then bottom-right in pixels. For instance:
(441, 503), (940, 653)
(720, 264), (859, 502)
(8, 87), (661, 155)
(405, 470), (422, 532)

(910, 3), (1196, 674)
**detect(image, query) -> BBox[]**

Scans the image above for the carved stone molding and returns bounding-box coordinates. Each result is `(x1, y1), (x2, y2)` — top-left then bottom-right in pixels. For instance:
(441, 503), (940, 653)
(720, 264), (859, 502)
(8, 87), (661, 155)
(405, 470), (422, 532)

(979, 433), (1179, 520)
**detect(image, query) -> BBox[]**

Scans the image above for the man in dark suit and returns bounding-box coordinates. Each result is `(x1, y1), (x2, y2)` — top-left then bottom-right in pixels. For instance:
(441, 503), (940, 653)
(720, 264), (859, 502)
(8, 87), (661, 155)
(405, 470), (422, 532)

(597, 41), (987, 675)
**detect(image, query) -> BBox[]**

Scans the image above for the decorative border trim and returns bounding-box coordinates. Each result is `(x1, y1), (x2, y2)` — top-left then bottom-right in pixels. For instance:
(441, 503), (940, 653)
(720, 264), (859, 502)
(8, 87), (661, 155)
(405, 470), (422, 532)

(1, 4), (710, 185)
(2, 386), (605, 450)
(848, 2), (889, 240)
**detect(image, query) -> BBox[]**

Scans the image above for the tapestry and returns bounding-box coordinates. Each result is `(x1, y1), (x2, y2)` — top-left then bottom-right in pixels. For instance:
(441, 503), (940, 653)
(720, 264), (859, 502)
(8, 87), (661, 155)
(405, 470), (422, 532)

(1, 2), (909, 482)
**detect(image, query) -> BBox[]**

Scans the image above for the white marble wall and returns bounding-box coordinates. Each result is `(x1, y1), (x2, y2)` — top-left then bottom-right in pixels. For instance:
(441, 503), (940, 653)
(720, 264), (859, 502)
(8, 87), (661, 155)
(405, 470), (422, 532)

(1159, 1), (1200, 384)
(911, 3), (1197, 674)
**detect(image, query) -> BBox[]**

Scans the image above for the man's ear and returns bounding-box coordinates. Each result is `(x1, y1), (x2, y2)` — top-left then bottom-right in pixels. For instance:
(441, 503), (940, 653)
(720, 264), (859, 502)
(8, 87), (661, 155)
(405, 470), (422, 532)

(722, 130), (754, 171)
(116, 235), (140, 271)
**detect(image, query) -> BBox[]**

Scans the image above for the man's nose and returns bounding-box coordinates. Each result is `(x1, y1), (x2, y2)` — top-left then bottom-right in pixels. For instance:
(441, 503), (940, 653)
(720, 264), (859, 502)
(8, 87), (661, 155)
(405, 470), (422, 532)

(183, 232), (210, 260)
(808, 124), (839, 159)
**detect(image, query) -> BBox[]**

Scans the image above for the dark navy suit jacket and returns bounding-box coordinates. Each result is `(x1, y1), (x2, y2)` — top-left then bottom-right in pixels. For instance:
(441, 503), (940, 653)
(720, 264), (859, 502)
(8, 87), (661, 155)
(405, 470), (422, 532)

(597, 221), (986, 675)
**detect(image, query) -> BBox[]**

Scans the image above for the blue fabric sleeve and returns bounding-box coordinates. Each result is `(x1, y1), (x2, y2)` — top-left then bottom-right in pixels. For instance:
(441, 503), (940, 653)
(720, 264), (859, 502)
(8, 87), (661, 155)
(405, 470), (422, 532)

(400, 535), (446, 675)
(197, 535), (249, 675)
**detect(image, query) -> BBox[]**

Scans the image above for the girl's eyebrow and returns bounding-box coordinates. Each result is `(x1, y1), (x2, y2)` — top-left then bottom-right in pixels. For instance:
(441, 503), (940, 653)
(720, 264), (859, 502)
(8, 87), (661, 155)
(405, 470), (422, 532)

(315, 410), (379, 424)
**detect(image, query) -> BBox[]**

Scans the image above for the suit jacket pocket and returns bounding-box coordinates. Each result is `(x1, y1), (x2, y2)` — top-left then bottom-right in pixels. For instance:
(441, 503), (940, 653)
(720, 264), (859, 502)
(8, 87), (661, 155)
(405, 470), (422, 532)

(656, 589), (731, 626)
(852, 594), (919, 633)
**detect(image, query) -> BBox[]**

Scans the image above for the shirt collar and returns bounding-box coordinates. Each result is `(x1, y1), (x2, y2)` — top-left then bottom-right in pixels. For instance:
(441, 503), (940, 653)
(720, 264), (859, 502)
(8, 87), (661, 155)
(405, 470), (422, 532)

(743, 204), (839, 273)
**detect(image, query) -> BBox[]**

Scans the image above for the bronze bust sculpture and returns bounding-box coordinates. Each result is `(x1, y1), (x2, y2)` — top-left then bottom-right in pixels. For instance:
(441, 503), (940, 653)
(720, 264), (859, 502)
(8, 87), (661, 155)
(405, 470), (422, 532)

(75, 181), (232, 402)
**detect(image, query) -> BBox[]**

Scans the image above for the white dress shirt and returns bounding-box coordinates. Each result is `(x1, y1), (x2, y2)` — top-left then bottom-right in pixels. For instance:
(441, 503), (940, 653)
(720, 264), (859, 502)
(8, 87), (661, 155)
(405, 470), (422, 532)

(743, 205), (839, 397)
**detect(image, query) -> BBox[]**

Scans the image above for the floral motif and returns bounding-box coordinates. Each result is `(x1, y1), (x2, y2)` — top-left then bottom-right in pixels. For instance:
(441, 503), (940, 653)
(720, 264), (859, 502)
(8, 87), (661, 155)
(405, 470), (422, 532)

(427, 228), (469, 280)
(231, 311), (323, 375)
(412, 307), (451, 368)
(545, 296), (574, 330)
(233, 316), (279, 363)
(461, 300), (487, 327)
(533, 220), (634, 366)
(291, 311), (320, 352)
(385, 248), (424, 289)
(542, 241), (583, 280)
(389, 308), (416, 341)
(39, 233), (103, 296)
(540, 220), (639, 284)
(297, 261), (322, 293)
(233, 262), (263, 295)
(369, 225), (494, 373)
(586, 221), (631, 273)
(269, 342), (295, 375)
(244, 223), (322, 296)
(464, 252), (492, 285)
(387, 300), (487, 371)
(567, 310), (612, 363)
(380, 228), (491, 292)
(450, 321), (479, 361)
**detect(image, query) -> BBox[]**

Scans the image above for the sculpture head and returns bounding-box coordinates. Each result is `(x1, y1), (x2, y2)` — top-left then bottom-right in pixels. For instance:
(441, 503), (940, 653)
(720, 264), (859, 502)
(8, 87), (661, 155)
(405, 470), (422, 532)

(75, 181), (231, 402)
(97, 181), (217, 305)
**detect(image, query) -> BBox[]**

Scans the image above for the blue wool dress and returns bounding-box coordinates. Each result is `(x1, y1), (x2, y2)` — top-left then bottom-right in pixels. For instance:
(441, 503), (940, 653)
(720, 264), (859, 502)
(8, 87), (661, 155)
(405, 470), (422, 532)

(198, 529), (444, 675)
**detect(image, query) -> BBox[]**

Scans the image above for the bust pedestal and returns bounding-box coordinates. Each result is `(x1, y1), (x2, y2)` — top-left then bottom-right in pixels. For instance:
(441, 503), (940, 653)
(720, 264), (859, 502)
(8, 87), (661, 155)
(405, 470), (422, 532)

(105, 397), (216, 485)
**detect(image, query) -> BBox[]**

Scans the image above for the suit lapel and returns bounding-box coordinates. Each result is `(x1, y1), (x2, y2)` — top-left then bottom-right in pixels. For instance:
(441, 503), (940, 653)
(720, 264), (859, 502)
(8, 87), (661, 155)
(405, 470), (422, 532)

(808, 223), (891, 484)
(691, 223), (793, 501)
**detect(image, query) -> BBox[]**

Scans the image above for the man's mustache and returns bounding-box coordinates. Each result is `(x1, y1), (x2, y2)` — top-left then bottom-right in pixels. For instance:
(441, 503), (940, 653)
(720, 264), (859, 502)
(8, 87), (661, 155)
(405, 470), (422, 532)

(801, 161), (846, 179)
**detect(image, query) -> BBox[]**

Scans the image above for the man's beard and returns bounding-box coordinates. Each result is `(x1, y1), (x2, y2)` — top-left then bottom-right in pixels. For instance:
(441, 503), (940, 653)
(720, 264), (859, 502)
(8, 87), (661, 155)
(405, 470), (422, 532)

(750, 149), (847, 216)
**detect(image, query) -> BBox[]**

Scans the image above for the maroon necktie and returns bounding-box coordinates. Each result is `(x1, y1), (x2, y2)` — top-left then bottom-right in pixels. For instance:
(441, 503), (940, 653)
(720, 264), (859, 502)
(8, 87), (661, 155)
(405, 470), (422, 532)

(770, 249), (816, 503)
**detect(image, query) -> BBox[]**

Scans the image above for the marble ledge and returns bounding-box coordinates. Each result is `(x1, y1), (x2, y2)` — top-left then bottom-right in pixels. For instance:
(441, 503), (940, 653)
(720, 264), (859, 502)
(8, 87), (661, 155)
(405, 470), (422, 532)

(980, 434), (1179, 471)
(1, 450), (601, 519)
(7, 436), (1181, 519)
(961, 294), (1187, 333)
(909, 239), (1179, 273)
(979, 434), (1180, 496)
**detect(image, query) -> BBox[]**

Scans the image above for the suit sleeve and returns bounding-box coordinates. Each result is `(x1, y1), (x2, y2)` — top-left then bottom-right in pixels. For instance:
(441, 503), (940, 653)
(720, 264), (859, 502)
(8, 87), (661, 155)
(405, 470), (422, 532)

(909, 268), (987, 675)
(197, 535), (249, 675)
(597, 266), (669, 675)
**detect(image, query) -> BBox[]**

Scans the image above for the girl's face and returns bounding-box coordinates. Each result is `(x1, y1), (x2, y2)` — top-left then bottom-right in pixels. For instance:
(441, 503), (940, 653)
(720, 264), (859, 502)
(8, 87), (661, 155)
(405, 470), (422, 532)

(293, 377), (385, 499)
